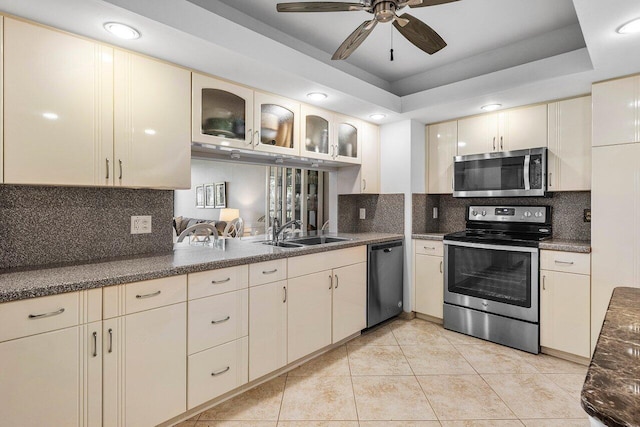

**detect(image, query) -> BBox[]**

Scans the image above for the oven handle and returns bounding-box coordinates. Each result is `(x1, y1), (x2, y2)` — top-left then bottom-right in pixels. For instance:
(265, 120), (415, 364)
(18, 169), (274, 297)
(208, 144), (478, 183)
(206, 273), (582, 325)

(443, 239), (538, 254)
(523, 154), (531, 190)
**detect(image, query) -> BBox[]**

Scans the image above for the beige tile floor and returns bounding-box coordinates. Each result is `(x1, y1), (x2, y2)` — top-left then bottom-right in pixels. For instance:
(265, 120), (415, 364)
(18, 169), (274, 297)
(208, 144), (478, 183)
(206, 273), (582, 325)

(176, 318), (589, 427)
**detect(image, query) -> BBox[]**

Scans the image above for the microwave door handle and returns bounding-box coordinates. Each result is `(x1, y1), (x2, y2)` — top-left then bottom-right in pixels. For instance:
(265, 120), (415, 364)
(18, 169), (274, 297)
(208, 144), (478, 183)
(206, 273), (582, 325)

(523, 154), (531, 190)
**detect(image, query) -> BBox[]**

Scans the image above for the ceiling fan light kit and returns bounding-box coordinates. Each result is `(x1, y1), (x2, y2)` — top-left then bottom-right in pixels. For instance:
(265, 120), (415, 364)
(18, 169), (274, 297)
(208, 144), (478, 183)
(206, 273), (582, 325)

(276, 0), (459, 60)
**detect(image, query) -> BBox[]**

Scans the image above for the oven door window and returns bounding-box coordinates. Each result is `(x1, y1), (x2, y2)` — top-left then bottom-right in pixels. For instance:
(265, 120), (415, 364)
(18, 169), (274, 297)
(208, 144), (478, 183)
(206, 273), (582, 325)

(447, 245), (532, 307)
(454, 156), (525, 192)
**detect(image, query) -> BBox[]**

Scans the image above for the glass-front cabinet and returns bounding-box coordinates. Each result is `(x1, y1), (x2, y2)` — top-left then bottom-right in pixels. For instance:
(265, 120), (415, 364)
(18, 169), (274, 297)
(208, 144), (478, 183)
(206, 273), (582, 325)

(334, 114), (362, 164)
(300, 105), (333, 161)
(192, 73), (254, 149)
(254, 92), (300, 156)
(267, 167), (324, 233)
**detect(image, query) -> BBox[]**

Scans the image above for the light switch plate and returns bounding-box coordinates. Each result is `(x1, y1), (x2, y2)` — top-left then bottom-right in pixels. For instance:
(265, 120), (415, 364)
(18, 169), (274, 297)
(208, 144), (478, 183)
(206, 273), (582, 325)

(131, 216), (152, 234)
(359, 208), (366, 220)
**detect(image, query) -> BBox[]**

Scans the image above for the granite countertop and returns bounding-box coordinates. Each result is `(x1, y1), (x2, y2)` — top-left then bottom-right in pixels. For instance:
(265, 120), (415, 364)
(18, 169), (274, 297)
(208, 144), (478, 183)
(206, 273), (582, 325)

(581, 287), (640, 427)
(412, 233), (446, 241)
(539, 239), (591, 253)
(0, 232), (403, 303)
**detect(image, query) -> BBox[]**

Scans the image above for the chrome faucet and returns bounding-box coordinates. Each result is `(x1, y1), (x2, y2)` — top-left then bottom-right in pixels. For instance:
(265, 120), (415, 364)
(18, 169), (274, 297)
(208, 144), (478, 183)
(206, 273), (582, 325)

(272, 218), (302, 243)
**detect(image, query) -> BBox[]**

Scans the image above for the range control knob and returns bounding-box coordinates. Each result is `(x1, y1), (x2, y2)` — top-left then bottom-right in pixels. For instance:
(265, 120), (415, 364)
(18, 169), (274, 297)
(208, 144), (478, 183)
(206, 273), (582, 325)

(471, 210), (478, 216)
(481, 210), (487, 216)
(524, 211), (532, 218)
(534, 211), (543, 218)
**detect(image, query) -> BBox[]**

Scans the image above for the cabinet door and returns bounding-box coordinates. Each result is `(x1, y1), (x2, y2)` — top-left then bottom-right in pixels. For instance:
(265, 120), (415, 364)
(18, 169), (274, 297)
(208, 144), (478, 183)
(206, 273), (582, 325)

(288, 271), (332, 362)
(0, 327), (81, 426)
(414, 254), (444, 319)
(248, 281), (288, 381)
(3, 18), (113, 186)
(124, 303), (187, 427)
(547, 96), (592, 191)
(103, 318), (121, 427)
(192, 72), (255, 149)
(114, 50), (191, 189)
(84, 322), (103, 427)
(591, 143), (640, 350)
(427, 121), (457, 194)
(332, 263), (367, 343)
(592, 77), (640, 147)
(300, 104), (333, 161)
(500, 104), (548, 151)
(457, 114), (497, 155)
(361, 121), (380, 193)
(254, 92), (300, 156)
(333, 114), (362, 164)
(540, 270), (590, 358)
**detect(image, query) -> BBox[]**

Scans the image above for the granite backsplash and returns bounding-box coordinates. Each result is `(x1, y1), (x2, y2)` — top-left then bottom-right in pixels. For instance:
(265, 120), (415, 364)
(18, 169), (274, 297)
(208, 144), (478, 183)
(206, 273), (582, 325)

(338, 194), (404, 234)
(0, 185), (174, 270)
(413, 191), (591, 241)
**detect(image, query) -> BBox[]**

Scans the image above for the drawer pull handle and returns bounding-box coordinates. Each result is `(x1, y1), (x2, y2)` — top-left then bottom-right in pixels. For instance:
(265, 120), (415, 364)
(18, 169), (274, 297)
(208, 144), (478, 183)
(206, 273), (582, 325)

(542, 275), (546, 291)
(211, 278), (231, 284)
(424, 246), (436, 250)
(211, 316), (231, 324)
(136, 290), (161, 299)
(262, 268), (278, 275)
(108, 328), (113, 353)
(92, 331), (98, 357)
(440, 261), (443, 274)
(329, 275), (333, 289)
(211, 366), (230, 376)
(554, 260), (574, 265)
(28, 308), (65, 319)
(335, 274), (339, 289)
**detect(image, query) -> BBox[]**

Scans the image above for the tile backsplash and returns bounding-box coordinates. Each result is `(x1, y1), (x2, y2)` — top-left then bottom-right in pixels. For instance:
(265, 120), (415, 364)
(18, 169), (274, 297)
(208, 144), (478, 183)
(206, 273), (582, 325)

(0, 185), (174, 270)
(413, 192), (591, 241)
(338, 194), (404, 234)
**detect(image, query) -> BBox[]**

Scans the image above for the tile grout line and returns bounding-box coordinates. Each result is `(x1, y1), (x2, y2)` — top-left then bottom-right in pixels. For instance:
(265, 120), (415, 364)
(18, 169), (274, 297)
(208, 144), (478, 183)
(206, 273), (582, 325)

(345, 343), (361, 425)
(275, 372), (288, 425)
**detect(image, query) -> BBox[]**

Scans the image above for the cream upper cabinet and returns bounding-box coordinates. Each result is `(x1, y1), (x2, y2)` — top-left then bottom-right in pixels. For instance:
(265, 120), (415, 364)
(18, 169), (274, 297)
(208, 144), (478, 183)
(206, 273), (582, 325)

(547, 96), (592, 191)
(192, 72), (255, 150)
(287, 270), (333, 362)
(333, 114), (362, 164)
(254, 91), (300, 156)
(427, 120), (457, 194)
(540, 265), (591, 358)
(114, 50), (191, 190)
(591, 143), (640, 351)
(592, 76), (640, 147)
(413, 241), (444, 320)
(3, 18), (113, 186)
(456, 104), (547, 156)
(332, 262), (367, 343)
(360, 121), (380, 193)
(300, 104), (333, 161)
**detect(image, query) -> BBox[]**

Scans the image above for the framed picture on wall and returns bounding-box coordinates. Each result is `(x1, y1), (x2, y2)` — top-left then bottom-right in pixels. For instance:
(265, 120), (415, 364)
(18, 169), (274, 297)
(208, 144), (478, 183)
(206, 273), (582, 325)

(195, 185), (205, 208)
(214, 182), (227, 208)
(204, 184), (215, 208)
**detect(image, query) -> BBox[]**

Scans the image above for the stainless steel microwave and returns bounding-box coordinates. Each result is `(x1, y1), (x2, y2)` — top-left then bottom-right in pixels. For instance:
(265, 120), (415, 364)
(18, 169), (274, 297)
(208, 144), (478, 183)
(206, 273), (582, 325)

(453, 148), (547, 198)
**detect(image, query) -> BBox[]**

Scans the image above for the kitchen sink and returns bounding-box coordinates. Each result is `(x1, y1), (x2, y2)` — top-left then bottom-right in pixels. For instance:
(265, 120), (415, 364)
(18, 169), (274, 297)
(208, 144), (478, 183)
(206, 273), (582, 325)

(288, 236), (351, 245)
(261, 241), (304, 248)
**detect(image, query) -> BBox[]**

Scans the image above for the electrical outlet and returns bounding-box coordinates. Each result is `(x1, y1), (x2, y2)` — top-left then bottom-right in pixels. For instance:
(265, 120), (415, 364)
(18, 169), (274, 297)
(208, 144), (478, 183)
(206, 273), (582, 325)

(584, 209), (591, 223)
(131, 216), (152, 234)
(359, 208), (366, 220)
(433, 207), (438, 219)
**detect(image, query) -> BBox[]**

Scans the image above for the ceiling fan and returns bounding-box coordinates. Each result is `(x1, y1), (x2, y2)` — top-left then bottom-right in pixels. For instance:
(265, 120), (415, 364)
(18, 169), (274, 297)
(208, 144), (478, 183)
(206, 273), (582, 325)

(276, 0), (459, 60)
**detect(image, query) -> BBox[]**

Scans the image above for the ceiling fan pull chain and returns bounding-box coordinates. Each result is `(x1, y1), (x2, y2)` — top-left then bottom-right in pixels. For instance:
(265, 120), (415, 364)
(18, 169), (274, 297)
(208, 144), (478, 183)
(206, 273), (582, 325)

(390, 26), (394, 61)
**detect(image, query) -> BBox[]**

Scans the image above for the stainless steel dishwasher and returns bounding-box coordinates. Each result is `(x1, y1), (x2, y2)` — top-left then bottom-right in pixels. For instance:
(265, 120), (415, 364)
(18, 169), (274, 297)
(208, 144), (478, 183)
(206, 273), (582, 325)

(367, 240), (404, 328)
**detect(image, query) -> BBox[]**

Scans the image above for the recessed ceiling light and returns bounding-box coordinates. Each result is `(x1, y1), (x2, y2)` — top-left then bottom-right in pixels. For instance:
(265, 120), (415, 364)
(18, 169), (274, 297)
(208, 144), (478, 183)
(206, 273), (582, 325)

(481, 104), (502, 112)
(369, 113), (386, 120)
(617, 18), (640, 34)
(104, 22), (140, 40)
(42, 112), (59, 120)
(144, 129), (156, 135)
(307, 92), (328, 101)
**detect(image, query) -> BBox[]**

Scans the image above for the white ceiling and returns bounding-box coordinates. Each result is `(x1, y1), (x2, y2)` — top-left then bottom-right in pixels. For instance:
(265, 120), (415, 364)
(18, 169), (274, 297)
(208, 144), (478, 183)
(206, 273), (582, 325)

(0, 0), (639, 125)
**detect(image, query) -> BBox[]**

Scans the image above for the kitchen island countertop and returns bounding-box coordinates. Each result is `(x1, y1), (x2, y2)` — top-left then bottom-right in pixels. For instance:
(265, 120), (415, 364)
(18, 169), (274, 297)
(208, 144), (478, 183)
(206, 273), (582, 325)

(0, 232), (403, 303)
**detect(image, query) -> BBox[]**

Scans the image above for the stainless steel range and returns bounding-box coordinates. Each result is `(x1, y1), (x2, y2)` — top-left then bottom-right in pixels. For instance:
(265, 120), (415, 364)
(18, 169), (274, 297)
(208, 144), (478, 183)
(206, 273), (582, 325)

(443, 205), (552, 354)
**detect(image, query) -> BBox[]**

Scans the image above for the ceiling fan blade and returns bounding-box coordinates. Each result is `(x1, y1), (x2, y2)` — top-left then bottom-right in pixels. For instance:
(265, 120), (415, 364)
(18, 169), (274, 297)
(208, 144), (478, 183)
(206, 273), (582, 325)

(393, 13), (446, 55)
(277, 2), (368, 12)
(405, 0), (459, 8)
(332, 19), (378, 60)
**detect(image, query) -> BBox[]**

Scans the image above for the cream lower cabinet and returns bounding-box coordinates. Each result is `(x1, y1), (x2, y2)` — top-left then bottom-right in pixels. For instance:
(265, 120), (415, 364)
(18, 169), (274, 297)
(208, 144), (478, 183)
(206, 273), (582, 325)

(332, 262), (367, 343)
(413, 240), (444, 319)
(103, 277), (187, 427)
(426, 121), (457, 194)
(0, 290), (102, 427)
(540, 250), (591, 358)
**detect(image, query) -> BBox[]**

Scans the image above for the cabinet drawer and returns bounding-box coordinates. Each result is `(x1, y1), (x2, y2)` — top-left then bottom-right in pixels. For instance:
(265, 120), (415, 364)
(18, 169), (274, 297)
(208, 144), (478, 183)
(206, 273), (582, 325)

(288, 245), (366, 278)
(187, 336), (248, 410)
(541, 250), (590, 275)
(249, 259), (287, 286)
(0, 292), (79, 342)
(124, 275), (187, 315)
(188, 289), (248, 355)
(414, 240), (444, 256)
(188, 265), (248, 300)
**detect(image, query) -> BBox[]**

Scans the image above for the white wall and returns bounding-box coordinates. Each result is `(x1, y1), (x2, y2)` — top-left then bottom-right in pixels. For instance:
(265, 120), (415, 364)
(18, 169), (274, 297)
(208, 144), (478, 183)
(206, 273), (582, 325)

(174, 159), (267, 234)
(380, 120), (426, 313)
